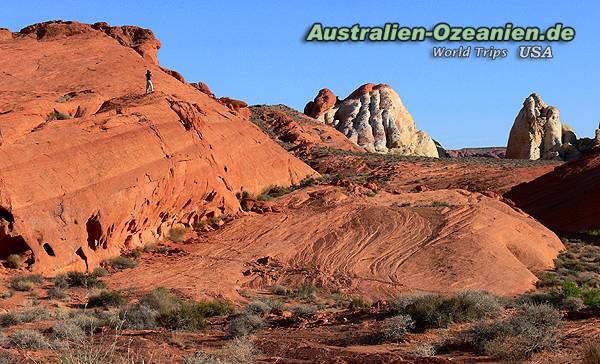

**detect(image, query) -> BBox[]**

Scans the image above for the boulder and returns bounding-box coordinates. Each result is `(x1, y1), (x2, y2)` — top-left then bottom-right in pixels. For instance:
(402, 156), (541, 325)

(304, 84), (439, 157)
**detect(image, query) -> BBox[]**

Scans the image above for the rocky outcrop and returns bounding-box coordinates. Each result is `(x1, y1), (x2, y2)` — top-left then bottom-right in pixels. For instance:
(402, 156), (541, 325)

(0, 21), (316, 274)
(505, 148), (600, 233)
(304, 84), (439, 157)
(506, 93), (598, 160)
(191, 82), (215, 98)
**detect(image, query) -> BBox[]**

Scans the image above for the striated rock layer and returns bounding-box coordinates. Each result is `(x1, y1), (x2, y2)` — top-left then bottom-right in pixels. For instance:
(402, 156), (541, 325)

(108, 186), (564, 298)
(505, 149), (600, 234)
(0, 21), (316, 274)
(305, 84), (439, 157)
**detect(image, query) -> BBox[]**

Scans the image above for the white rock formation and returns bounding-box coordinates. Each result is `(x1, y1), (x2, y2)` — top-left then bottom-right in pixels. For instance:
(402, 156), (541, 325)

(305, 84), (439, 157)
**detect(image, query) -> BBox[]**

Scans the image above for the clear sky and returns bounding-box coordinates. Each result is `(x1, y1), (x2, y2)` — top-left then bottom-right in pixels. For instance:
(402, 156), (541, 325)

(3, 0), (598, 149)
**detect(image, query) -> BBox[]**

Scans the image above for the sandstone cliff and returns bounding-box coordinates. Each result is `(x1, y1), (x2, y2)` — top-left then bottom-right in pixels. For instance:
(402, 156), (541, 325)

(0, 21), (316, 274)
(304, 84), (439, 157)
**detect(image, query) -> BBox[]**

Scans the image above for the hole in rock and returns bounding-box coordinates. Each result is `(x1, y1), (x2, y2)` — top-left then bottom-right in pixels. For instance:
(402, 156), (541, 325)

(124, 235), (133, 248)
(0, 207), (14, 223)
(0, 235), (32, 260)
(75, 247), (88, 271)
(86, 214), (102, 251)
(42, 243), (55, 256)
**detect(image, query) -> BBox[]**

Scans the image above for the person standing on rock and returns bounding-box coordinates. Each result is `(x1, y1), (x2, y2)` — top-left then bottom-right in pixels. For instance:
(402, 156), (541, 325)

(145, 70), (154, 94)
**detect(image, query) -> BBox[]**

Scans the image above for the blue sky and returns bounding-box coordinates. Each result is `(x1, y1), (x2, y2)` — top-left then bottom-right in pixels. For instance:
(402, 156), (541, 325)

(3, 1), (598, 149)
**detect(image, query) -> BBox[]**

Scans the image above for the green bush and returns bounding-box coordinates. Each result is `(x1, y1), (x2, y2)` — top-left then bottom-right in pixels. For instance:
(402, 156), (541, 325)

(381, 315), (414, 342)
(155, 298), (234, 331)
(87, 290), (126, 308)
(6, 254), (23, 269)
(559, 280), (582, 298)
(226, 313), (266, 338)
(106, 256), (137, 270)
(465, 303), (561, 361)
(92, 267), (109, 277)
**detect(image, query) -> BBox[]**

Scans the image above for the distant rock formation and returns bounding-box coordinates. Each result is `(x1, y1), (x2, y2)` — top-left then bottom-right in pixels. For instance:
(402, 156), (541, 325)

(447, 147), (506, 159)
(506, 93), (598, 161)
(304, 84), (439, 157)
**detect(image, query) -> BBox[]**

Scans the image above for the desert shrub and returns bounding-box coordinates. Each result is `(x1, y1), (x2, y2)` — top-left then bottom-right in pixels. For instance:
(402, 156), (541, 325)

(583, 287), (600, 307)
(118, 304), (158, 329)
(167, 227), (187, 243)
(411, 343), (436, 357)
(7, 329), (49, 349)
(245, 301), (271, 316)
(15, 306), (50, 323)
(48, 286), (67, 300)
(583, 337), (600, 364)
(299, 176), (317, 187)
(559, 280), (582, 298)
(92, 267), (109, 277)
(258, 185), (293, 201)
(0, 312), (19, 327)
(399, 291), (502, 331)
(47, 111), (71, 121)
(561, 296), (585, 311)
(139, 287), (182, 313)
(0, 291), (12, 299)
(259, 298), (284, 311)
(64, 271), (105, 289)
(465, 303), (561, 361)
(105, 256), (137, 270)
(183, 337), (258, 364)
(348, 297), (371, 309)
(536, 271), (561, 288)
(52, 321), (85, 341)
(288, 304), (317, 316)
(9, 274), (43, 291)
(6, 254), (22, 269)
(87, 290), (126, 308)
(235, 191), (253, 200)
(155, 299), (233, 331)
(226, 313), (266, 338)
(68, 312), (102, 334)
(156, 304), (207, 331)
(430, 201), (451, 207)
(381, 315), (414, 342)
(271, 284), (289, 296)
(296, 283), (319, 300)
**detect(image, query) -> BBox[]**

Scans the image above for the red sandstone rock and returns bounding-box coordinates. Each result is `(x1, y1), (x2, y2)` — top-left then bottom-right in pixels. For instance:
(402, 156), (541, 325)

(0, 21), (316, 274)
(303, 88), (337, 119)
(505, 148), (600, 233)
(191, 82), (215, 98)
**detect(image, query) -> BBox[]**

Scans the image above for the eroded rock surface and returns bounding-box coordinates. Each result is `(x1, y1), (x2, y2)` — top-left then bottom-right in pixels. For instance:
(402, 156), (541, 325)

(0, 21), (316, 274)
(506, 93), (598, 160)
(304, 84), (439, 157)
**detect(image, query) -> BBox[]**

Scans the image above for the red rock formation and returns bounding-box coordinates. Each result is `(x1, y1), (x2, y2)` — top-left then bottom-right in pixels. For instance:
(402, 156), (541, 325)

(303, 88), (337, 119)
(191, 82), (215, 98)
(0, 21), (316, 274)
(505, 148), (600, 233)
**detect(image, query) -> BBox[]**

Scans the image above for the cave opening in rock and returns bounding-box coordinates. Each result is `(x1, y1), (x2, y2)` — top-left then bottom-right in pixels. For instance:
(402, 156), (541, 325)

(86, 214), (102, 251)
(0, 235), (31, 260)
(75, 247), (88, 271)
(43, 243), (55, 256)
